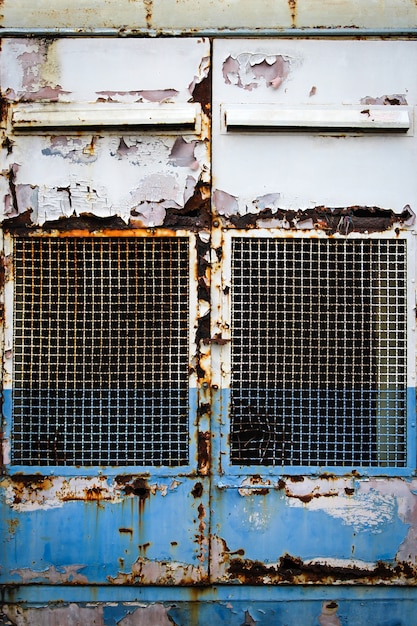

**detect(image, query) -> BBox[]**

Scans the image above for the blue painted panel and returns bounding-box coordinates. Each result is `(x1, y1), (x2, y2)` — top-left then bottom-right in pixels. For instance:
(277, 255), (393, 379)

(2, 591), (417, 626)
(0, 477), (209, 584)
(211, 486), (409, 564)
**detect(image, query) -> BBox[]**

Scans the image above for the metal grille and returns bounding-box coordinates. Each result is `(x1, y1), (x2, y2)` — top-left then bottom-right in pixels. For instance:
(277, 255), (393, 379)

(230, 238), (407, 467)
(12, 237), (190, 466)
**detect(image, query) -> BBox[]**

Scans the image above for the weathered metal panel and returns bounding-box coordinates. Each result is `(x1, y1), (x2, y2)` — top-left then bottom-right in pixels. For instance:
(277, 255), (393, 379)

(0, 38), (210, 227)
(1, 0), (417, 32)
(210, 38), (417, 587)
(2, 33), (417, 624)
(0, 37), (212, 587)
(0, 474), (210, 585)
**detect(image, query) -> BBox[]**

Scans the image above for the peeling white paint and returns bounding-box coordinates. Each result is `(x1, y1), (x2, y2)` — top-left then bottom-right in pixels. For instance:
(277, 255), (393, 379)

(1, 38), (211, 104)
(1, 135), (207, 225)
(286, 487), (396, 533)
(213, 40), (417, 213)
(223, 53), (291, 91)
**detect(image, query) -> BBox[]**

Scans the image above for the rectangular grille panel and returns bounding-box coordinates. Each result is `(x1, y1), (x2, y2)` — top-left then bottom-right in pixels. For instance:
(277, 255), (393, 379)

(13, 237), (190, 466)
(230, 238), (407, 467)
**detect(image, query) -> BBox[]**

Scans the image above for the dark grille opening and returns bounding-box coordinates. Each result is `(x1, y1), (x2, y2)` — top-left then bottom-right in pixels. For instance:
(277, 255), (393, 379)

(230, 238), (407, 467)
(12, 237), (190, 466)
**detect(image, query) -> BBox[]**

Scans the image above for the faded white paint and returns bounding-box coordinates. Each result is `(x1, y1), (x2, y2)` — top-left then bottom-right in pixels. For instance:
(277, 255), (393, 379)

(1, 0), (417, 30)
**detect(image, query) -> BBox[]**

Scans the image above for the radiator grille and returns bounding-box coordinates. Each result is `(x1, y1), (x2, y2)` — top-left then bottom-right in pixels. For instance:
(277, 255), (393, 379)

(230, 238), (407, 467)
(13, 237), (190, 466)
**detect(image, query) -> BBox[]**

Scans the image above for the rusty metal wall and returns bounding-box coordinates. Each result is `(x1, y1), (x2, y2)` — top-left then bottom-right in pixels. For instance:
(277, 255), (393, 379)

(1, 32), (417, 626)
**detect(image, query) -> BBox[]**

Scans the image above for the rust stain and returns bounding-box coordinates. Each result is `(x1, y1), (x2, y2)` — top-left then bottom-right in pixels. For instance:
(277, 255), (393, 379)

(119, 527), (133, 535)
(164, 182), (211, 231)
(288, 0), (297, 26)
(190, 71), (211, 116)
(197, 431), (211, 476)
(6, 518), (19, 537)
(143, 0), (153, 28)
(195, 502), (208, 563)
(117, 476), (150, 499)
(191, 481), (204, 498)
(0, 96), (8, 128)
(222, 205), (414, 234)
(227, 552), (417, 585)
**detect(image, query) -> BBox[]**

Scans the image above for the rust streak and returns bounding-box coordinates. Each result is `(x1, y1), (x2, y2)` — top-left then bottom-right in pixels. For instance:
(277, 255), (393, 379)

(143, 0), (153, 28)
(224, 205), (413, 234)
(227, 553), (417, 585)
(288, 0), (297, 26)
(197, 431), (210, 476)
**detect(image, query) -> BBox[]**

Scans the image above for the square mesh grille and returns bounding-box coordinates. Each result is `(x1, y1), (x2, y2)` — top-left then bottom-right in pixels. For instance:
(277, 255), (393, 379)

(230, 238), (407, 467)
(12, 237), (190, 466)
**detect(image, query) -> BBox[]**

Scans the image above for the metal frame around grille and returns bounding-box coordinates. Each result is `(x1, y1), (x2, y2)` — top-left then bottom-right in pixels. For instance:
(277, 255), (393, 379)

(229, 236), (408, 468)
(12, 236), (191, 467)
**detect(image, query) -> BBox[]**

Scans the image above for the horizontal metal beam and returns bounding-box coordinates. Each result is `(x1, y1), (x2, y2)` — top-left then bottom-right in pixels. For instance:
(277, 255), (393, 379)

(1, 27), (417, 38)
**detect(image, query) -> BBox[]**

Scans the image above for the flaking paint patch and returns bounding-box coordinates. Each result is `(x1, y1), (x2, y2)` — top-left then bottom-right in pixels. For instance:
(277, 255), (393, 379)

(359, 479), (417, 562)
(318, 601), (341, 626)
(1, 131), (208, 226)
(40, 182), (110, 223)
(11, 564), (88, 584)
(42, 136), (99, 164)
(169, 137), (199, 169)
(189, 55), (210, 96)
(285, 480), (396, 533)
(360, 94), (408, 105)
(4, 40), (70, 102)
(3, 603), (104, 626)
(1, 476), (121, 511)
(5, 183), (38, 219)
(222, 53), (290, 91)
(96, 89), (179, 103)
(118, 604), (177, 626)
(108, 557), (206, 585)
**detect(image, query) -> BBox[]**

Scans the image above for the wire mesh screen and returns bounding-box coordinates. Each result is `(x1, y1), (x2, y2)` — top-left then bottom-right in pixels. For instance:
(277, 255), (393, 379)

(230, 238), (407, 467)
(13, 237), (190, 466)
